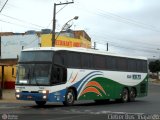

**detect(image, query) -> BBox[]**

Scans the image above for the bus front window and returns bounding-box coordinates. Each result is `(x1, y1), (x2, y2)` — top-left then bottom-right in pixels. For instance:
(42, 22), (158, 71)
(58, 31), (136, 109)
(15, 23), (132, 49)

(16, 64), (51, 85)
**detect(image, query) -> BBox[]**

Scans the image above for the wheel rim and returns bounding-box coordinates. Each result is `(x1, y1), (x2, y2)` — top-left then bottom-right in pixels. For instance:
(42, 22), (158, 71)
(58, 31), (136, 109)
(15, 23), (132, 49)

(123, 90), (128, 102)
(67, 92), (74, 103)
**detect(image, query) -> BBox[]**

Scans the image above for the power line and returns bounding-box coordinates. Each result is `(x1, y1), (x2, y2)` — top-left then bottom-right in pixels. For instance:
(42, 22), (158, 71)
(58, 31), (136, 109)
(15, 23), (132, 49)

(92, 36), (158, 52)
(0, 0), (9, 13)
(96, 9), (160, 33)
(46, 4), (68, 28)
(91, 33), (160, 49)
(0, 19), (41, 30)
(1, 14), (46, 29)
(56, 4), (68, 14)
(75, 3), (160, 33)
(73, 3), (160, 50)
(92, 40), (157, 53)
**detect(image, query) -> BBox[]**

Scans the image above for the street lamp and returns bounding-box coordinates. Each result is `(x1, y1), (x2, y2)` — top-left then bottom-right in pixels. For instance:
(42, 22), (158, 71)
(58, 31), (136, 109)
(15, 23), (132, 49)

(55, 16), (79, 41)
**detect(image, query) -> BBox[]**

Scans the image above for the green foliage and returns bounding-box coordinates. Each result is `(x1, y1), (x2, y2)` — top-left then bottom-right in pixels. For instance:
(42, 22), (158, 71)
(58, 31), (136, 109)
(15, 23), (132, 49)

(149, 60), (160, 73)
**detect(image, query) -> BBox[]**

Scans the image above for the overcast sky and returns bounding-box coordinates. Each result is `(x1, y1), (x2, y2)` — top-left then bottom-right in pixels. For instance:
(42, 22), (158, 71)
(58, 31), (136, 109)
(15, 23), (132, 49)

(0, 0), (160, 59)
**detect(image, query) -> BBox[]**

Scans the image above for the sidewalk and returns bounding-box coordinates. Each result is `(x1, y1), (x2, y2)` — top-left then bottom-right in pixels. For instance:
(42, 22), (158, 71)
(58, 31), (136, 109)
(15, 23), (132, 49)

(0, 89), (30, 103)
(149, 78), (160, 85)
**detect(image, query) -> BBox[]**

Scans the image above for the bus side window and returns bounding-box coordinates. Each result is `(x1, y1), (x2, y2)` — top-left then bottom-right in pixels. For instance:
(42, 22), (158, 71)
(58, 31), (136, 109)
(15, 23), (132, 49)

(51, 65), (67, 85)
(54, 53), (63, 65)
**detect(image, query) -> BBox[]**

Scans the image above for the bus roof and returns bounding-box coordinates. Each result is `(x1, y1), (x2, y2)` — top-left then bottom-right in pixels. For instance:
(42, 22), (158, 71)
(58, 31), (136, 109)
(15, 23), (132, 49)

(22, 47), (147, 60)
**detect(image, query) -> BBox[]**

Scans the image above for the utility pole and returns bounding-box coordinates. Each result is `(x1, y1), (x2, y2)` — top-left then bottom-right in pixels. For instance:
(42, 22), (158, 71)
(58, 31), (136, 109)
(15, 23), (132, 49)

(106, 43), (108, 51)
(93, 42), (96, 49)
(52, 1), (74, 47)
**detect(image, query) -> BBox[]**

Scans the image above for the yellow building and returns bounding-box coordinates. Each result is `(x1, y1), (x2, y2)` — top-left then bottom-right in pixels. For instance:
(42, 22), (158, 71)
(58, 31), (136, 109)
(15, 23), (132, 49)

(0, 60), (17, 89)
(41, 34), (91, 48)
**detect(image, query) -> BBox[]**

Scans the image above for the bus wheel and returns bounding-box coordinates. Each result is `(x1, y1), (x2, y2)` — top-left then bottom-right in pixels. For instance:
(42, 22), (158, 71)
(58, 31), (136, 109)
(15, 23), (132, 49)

(129, 88), (136, 102)
(63, 89), (75, 106)
(35, 101), (46, 106)
(117, 88), (129, 103)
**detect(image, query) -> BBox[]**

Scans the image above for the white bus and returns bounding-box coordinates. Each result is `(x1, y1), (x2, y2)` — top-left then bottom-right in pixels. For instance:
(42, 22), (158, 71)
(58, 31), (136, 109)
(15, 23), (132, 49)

(15, 47), (148, 106)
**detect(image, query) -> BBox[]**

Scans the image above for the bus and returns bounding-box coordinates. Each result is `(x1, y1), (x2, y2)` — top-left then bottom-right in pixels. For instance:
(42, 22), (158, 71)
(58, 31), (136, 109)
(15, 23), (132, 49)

(15, 47), (148, 106)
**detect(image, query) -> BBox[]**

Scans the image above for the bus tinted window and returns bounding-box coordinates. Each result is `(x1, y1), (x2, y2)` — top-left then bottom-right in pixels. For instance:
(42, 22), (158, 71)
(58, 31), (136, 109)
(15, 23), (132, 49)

(54, 53), (63, 65)
(89, 54), (94, 69)
(128, 59), (137, 72)
(107, 56), (117, 70)
(19, 51), (53, 62)
(142, 61), (147, 72)
(136, 60), (143, 72)
(94, 55), (106, 69)
(54, 51), (67, 66)
(81, 53), (90, 69)
(117, 57), (127, 71)
(67, 52), (81, 68)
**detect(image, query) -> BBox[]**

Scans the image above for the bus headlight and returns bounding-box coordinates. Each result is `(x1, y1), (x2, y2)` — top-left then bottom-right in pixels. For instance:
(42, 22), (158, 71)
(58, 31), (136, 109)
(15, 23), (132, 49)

(43, 95), (47, 99)
(39, 90), (49, 94)
(16, 94), (20, 98)
(16, 89), (21, 93)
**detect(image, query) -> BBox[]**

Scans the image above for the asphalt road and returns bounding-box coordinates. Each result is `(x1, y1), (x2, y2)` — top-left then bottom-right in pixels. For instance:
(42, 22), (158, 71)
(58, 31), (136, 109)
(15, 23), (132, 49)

(0, 83), (160, 120)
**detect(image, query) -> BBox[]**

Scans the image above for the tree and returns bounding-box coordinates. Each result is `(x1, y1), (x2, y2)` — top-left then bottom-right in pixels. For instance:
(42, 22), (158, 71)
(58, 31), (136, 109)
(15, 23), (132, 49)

(149, 60), (160, 73)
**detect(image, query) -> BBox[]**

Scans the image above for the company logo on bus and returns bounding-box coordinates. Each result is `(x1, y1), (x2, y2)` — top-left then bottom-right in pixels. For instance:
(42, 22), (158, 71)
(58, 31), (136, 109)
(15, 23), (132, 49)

(127, 74), (141, 80)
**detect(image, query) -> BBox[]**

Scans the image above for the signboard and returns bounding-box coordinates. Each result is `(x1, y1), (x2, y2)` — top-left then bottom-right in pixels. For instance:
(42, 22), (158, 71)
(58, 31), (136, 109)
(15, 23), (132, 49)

(41, 34), (91, 48)
(1, 35), (39, 59)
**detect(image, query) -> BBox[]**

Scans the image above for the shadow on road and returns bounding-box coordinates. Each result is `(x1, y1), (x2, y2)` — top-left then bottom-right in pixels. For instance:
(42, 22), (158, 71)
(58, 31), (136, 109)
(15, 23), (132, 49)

(27, 99), (149, 109)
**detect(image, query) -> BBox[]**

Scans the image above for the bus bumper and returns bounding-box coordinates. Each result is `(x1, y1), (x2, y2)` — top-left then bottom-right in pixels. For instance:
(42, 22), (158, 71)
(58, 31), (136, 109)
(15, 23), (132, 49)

(15, 91), (66, 102)
(15, 92), (47, 101)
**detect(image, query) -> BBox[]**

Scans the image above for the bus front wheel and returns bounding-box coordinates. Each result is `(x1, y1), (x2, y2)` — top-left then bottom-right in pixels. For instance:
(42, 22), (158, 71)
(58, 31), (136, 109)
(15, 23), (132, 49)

(63, 89), (75, 106)
(35, 101), (46, 106)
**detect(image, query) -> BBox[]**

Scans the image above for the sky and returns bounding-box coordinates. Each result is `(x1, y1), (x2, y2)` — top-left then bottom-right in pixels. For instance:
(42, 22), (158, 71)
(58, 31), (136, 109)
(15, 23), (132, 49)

(0, 0), (160, 59)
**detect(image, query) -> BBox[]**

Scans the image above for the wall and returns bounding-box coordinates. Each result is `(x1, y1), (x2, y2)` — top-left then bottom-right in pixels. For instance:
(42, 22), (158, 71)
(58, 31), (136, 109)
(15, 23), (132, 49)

(1, 34), (40, 59)
(0, 66), (16, 89)
(0, 34), (39, 89)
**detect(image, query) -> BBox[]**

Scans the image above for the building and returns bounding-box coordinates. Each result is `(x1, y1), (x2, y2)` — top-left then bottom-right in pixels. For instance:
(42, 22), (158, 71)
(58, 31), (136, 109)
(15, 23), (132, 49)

(41, 29), (91, 48)
(0, 33), (40, 89)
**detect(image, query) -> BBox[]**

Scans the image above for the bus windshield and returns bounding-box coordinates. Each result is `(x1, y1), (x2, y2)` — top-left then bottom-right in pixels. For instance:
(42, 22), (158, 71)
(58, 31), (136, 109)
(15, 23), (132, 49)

(16, 51), (53, 85)
(16, 64), (51, 85)
(19, 51), (53, 62)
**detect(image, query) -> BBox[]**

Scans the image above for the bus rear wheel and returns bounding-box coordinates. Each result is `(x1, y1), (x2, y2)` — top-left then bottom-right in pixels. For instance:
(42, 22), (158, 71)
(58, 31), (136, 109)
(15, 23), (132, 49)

(35, 101), (46, 106)
(117, 88), (129, 103)
(129, 88), (136, 102)
(63, 89), (75, 106)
